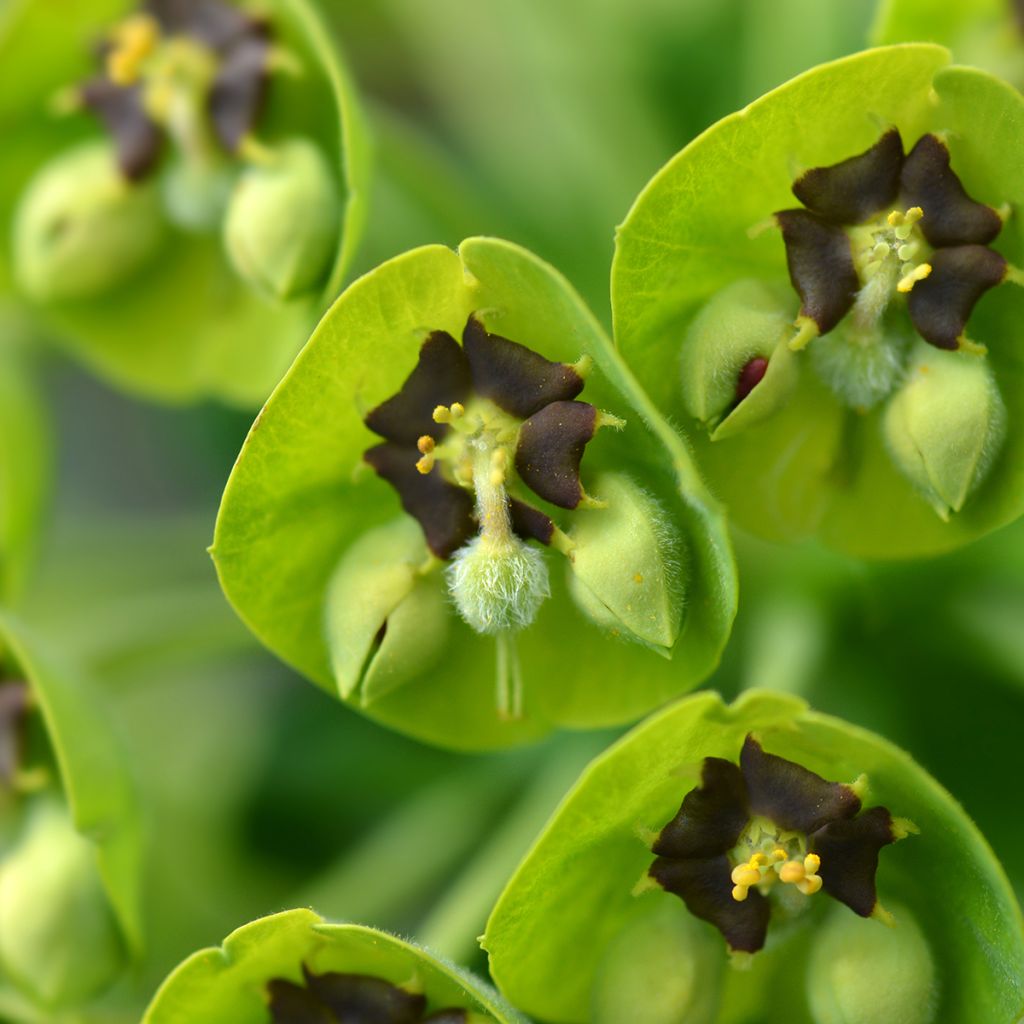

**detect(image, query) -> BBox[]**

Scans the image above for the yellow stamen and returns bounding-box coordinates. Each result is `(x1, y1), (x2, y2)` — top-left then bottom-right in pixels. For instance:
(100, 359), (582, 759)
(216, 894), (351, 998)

(771, 848), (787, 862)
(730, 863), (762, 888)
(106, 14), (160, 86)
(449, 402), (465, 420)
(415, 453), (435, 475)
(803, 853), (821, 874)
(417, 435), (435, 455)
(432, 405), (452, 424)
(896, 262), (932, 293)
(887, 210), (904, 227)
(778, 860), (805, 884)
(731, 884), (750, 902)
(797, 874), (823, 895)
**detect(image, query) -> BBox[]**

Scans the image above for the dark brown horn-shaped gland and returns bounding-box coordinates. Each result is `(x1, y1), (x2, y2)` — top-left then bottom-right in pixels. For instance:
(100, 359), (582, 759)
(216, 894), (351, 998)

(268, 968), (428, 1024)
(907, 244), (1007, 350)
(145, 0), (255, 49)
(811, 806), (897, 917)
(422, 1013), (469, 1024)
(1015, 0), (1024, 33)
(80, 79), (163, 180)
(740, 735), (861, 835)
(462, 315), (584, 419)
(209, 32), (271, 152)
(364, 443), (475, 559)
(792, 128), (904, 225)
(775, 209), (859, 334)
(901, 134), (1003, 248)
(652, 758), (750, 860)
(508, 497), (555, 545)
(649, 855), (770, 953)
(365, 332), (473, 446)
(514, 401), (597, 509)
(0, 683), (30, 788)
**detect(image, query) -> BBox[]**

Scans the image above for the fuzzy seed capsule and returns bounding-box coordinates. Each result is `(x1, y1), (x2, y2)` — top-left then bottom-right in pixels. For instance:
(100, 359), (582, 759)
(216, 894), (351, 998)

(223, 137), (339, 300)
(883, 342), (1006, 519)
(325, 519), (448, 703)
(566, 472), (684, 653)
(806, 904), (937, 1024)
(13, 142), (164, 302)
(0, 798), (124, 1007)
(680, 278), (798, 439)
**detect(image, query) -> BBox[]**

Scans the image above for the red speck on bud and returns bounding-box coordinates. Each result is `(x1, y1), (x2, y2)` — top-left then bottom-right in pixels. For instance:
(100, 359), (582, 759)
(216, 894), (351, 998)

(736, 357), (769, 403)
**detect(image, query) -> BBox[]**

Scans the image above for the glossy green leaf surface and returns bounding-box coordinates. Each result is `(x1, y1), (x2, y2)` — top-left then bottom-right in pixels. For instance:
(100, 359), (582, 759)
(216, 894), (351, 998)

(0, 0), (370, 406)
(482, 689), (1024, 1023)
(142, 909), (527, 1024)
(0, 613), (143, 956)
(212, 238), (736, 749)
(611, 45), (1024, 557)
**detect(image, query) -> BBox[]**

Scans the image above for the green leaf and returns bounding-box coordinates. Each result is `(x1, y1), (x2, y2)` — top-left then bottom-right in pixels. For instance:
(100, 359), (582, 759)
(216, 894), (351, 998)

(142, 909), (528, 1024)
(482, 689), (1024, 1024)
(0, 0), (370, 406)
(212, 238), (736, 749)
(0, 330), (50, 601)
(612, 46), (1024, 556)
(0, 613), (143, 956)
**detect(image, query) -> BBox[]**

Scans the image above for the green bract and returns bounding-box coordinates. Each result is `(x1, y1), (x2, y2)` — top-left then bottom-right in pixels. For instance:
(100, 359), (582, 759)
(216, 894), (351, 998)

(212, 238), (737, 750)
(142, 909), (527, 1024)
(482, 689), (1024, 1024)
(0, 614), (142, 1017)
(0, 0), (369, 406)
(611, 45), (1024, 557)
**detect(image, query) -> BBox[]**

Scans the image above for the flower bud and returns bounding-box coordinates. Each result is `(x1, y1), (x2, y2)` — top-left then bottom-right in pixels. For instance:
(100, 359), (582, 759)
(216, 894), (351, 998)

(807, 904), (937, 1024)
(566, 473), (683, 653)
(446, 534), (550, 635)
(13, 142), (163, 303)
(883, 343), (1006, 520)
(223, 137), (339, 300)
(680, 279), (798, 440)
(325, 519), (449, 704)
(0, 797), (124, 1008)
(592, 900), (720, 1024)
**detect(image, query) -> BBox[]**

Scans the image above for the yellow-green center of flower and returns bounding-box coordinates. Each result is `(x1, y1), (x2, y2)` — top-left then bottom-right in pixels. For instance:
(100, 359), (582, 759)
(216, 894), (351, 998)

(728, 815), (823, 903)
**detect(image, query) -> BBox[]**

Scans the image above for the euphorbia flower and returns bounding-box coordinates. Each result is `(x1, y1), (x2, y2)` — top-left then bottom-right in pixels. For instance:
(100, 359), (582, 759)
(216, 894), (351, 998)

(646, 734), (913, 953)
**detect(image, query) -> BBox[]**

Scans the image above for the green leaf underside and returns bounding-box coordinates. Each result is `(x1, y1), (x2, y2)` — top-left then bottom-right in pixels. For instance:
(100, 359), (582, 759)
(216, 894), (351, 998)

(142, 910), (526, 1024)
(611, 45), (1024, 557)
(0, 613), (143, 954)
(212, 238), (736, 749)
(0, 0), (370, 406)
(481, 689), (1024, 1024)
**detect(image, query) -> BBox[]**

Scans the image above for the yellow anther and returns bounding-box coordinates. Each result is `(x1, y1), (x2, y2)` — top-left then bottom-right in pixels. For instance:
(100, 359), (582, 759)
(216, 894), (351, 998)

(106, 14), (160, 85)
(749, 852), (769, 867)
(896, 263), (932, 293)
(417, 435), (435, 455)
(771, 848), (787, 862)
(904, 206), (924, 226)
(730, 864), (761, 888)
(731, 884), (750, 902)
(449, 402), (465, 420)
(778, 860), (806, 884)
(415, 453), (435, 475)
(432, 405), (451, 424)
(797, 874), (823, 896)
(887, 210), (904, 227)
(804, 853), (821, 874)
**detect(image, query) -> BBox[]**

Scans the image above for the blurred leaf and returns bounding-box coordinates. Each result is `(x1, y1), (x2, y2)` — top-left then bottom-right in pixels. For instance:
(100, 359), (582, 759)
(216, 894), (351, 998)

(213, 238), (736, 748)
(483, 689), (1024, 1023)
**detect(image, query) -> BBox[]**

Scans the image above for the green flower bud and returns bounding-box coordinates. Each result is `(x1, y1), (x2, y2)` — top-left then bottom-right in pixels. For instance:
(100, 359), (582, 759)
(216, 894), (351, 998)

(0, 797), (124, 1008)
(680, 278), (798, 440)
(446, 534), (549, 635)
(883, 343), (1006, 520)
(592, 900), (720, 1024)
(13, 142), (163, 302)
(223, 137), (339, 300)
(807, 904), (937, 1024)
(566, 472), (683, 653)
(325, 519), (449, 703)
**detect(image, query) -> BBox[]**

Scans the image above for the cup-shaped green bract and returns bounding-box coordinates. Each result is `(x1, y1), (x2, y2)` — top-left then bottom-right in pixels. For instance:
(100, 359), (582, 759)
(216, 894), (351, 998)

(0, 614), (142, 1013)
(873, 0), (1024, 88)
(482, 689), (1024, 1024)
(611, 45), (1024, 557)
(0, 0), (369, 406)
(212, 238), (737, 750)
(142, 909), (527, 1024)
